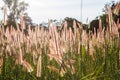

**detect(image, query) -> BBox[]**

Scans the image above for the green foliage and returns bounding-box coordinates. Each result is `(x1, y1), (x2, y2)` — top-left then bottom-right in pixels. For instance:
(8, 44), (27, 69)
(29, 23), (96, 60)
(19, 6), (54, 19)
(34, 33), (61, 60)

(0, 39), (119, 80)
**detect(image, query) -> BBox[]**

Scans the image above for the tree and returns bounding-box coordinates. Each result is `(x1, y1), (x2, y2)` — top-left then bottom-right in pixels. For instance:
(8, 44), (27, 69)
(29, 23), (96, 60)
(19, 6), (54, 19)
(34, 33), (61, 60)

(23, 13), (32, 26)
(2, 0), (29, 22)
(1, 0), (33, 29)
(64, 17), (82, 28)
(101, 1), (120, 23)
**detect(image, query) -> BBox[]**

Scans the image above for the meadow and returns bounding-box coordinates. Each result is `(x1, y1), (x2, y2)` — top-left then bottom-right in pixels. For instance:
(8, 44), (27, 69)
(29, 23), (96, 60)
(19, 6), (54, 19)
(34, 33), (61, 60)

(0, 4), (120, 80)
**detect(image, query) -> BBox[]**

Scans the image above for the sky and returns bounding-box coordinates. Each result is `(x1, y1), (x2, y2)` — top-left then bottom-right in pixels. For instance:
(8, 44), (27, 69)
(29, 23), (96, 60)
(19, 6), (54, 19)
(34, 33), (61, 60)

(0, 0), (119, 24)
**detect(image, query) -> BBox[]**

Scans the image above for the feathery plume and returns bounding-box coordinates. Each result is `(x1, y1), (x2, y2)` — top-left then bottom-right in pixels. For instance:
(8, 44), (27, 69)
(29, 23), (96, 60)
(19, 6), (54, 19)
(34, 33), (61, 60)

(36, 55), (42, 77)
(22, 60), (33, 72)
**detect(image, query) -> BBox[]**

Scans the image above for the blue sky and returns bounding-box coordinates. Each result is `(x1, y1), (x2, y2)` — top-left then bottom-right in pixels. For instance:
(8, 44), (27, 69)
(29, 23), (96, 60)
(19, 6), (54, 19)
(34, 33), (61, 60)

(0, 0), (119, 24)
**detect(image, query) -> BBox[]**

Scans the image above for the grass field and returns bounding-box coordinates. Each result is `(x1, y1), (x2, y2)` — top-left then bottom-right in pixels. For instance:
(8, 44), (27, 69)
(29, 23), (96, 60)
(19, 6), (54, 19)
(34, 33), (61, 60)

(0, 4), (120, 80)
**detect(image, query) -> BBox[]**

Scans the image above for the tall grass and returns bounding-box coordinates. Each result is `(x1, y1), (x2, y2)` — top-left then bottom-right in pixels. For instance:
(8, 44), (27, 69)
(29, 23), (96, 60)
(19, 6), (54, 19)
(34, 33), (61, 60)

(0, 4), (120, 80)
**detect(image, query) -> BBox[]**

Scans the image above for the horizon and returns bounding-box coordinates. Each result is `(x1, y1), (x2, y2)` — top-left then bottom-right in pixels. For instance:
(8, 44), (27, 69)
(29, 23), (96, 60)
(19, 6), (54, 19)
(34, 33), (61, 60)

(0, 0), (119, 24)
